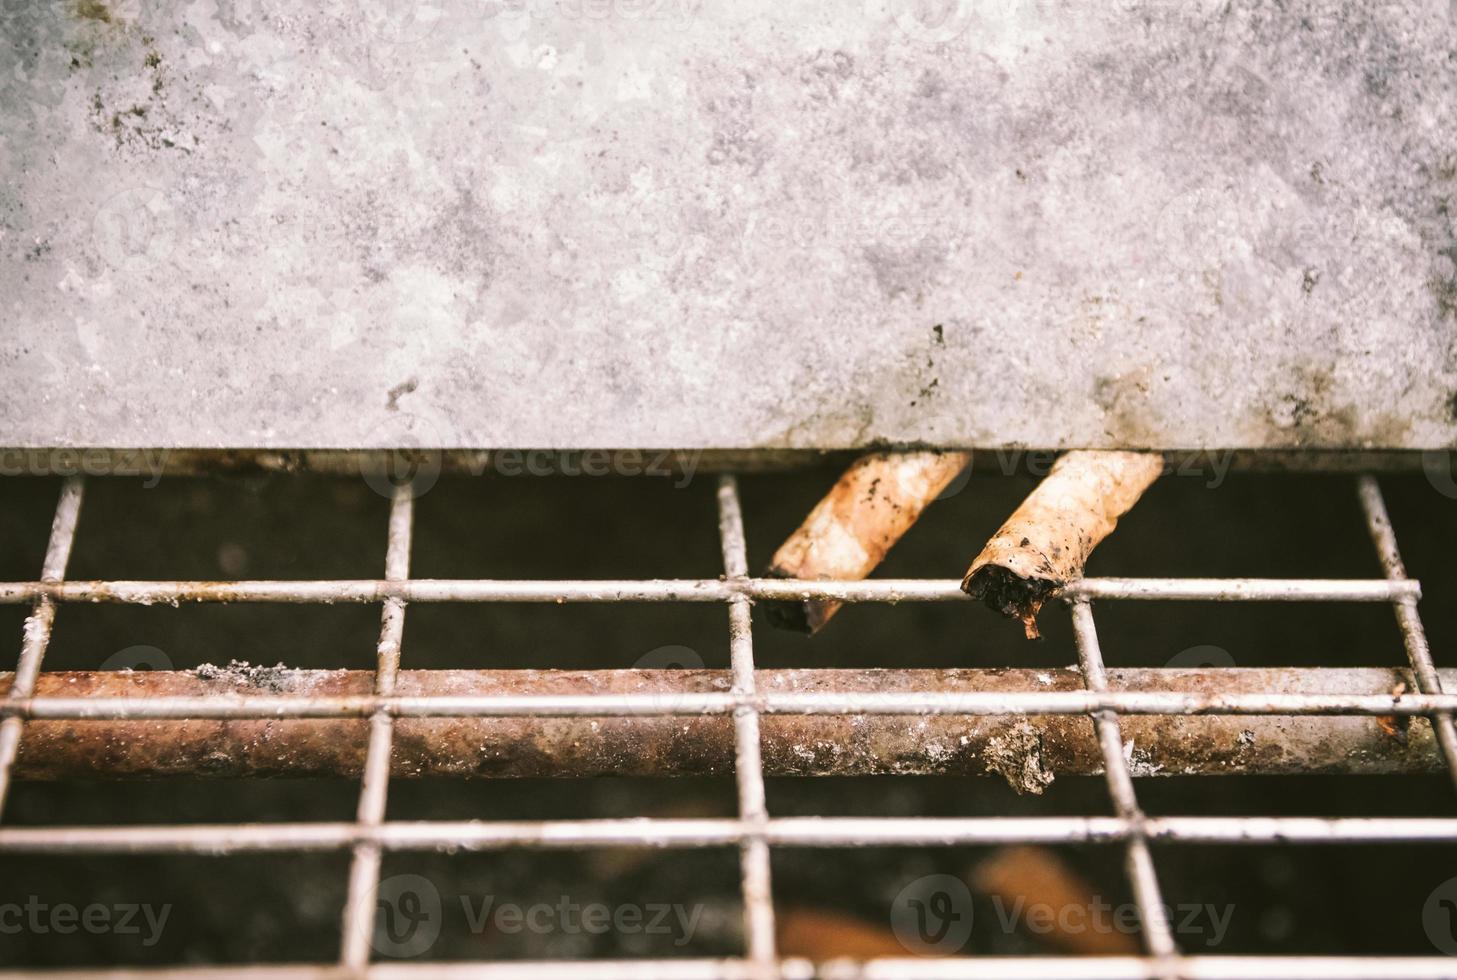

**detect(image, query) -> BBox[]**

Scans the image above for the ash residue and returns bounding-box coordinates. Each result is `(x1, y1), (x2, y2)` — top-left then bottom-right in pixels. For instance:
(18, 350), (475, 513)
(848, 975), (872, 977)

(194, 659), (294, 693)
(984, 720), (1055, 795)
(962, 564), (1062, 641)
(1123, 739), (1164, 777)
(760, 566), (813, 633)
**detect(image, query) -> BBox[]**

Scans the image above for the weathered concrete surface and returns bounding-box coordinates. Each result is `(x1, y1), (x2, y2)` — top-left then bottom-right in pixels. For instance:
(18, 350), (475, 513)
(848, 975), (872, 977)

(1, 0), (1455, 449)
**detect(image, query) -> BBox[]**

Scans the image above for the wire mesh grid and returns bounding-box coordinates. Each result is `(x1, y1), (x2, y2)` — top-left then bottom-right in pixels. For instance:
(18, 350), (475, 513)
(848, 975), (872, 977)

(0, 470), (1454, 979)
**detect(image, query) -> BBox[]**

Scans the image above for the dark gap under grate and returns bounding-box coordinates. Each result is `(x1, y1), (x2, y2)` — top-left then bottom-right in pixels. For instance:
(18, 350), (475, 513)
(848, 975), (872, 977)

(0, 462), (1453, 978)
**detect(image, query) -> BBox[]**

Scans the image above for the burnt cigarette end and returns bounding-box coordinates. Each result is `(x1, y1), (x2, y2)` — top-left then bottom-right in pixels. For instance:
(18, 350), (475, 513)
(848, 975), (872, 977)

(761, 565), (815, 634)
(962, 564), (1062, 640)
(765, 450), (972, 634)
(962, 451), (1162, 639)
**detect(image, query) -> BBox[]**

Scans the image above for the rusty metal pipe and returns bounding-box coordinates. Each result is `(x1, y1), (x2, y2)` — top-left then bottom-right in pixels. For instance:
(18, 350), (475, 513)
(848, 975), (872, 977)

(0, 576), (1419, 605)
(1, 668), (1446, 784)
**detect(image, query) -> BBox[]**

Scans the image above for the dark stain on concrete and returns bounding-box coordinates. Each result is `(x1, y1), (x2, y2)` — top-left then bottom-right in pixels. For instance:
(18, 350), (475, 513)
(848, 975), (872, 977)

(386, 377), (419, 411)
(73, 0), (111, 23)
(1094, 366), (1160, 446)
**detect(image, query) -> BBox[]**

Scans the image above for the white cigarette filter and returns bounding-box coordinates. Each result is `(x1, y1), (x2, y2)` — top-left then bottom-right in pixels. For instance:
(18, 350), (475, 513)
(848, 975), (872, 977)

(766, 450), (972, 633)
(961, 450), (1163, 639)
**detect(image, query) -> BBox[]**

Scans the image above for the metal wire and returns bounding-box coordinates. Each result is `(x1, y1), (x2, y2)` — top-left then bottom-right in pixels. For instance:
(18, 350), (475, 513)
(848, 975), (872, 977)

(1, 816), (1455, 854)
(1, 468), (1453, 980)
(0, 476), (84, 819)
(1071, 600), (1178, 968)
(718, 476), (779, 975)
(340, 482), (415, 969)
(1357, 476), (1457, 795)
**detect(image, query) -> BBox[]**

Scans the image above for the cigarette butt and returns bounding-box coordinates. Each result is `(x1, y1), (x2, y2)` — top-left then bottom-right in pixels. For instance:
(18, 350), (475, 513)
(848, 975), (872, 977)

(766, 451), (972, 633)
(969, 846), (1140, 956)
(776, 906), (913, 959)
(962, 451), (1162, 639)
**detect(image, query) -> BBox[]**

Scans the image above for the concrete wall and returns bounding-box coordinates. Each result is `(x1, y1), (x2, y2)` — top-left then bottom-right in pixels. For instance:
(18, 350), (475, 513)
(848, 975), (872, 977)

(3, 0), (1455, 448)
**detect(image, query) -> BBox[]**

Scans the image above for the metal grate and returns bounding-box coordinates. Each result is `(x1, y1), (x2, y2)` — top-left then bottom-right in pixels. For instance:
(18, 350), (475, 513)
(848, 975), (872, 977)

(0, 468), (1455, 979)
